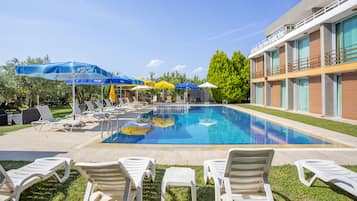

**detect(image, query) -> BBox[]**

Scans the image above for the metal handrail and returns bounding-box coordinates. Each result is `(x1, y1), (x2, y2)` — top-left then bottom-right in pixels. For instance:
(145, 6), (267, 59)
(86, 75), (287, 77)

(250, 0), (348, 55)
(253, 71), (264, 78)
(325, 44), (357, 66)
(288, 56), (321, 72)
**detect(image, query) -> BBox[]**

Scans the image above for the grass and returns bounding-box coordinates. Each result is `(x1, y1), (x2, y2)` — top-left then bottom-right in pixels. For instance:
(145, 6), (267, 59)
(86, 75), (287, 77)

(238, 104), (357, 137)
(51, 106), (72, 119)
(0, 124), (32, 136)
(0, 161), (356, 201)
(0, 106), (72, 136)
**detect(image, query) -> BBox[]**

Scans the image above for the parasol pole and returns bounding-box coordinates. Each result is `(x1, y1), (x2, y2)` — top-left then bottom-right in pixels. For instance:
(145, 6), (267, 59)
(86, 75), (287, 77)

(72, 74), (76, 120)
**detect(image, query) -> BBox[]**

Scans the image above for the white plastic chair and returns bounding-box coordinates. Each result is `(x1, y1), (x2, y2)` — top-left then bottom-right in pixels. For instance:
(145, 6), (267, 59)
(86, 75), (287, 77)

(295, 159), (357, 197)
(0, 157), (71, 201)
(76, 157), (155, 201)
(204, 148), (275, 201)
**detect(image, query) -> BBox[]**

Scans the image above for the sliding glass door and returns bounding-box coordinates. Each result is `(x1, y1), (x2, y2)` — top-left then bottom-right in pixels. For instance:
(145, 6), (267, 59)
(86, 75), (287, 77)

(256, 83), (264, 105)
(298, 37), (309, 70)
(336, 15), (357, 63)
(336, 75), (342, 117)
(281, 80), (286, 109)
(297, 78), (309, 112)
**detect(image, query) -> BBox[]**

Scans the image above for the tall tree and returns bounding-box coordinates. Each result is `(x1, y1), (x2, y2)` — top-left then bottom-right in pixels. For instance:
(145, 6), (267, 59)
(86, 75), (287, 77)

(207, 50), (231, 102)
(207, 50), (250, 103)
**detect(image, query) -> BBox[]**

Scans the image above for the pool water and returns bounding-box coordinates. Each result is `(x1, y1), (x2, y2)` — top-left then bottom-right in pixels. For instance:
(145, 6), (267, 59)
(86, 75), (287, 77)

(102, 106), (330, 145)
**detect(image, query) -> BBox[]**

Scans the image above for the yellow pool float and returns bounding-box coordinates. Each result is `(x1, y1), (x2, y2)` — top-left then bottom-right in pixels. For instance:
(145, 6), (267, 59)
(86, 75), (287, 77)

(120, 122), (152, 135)
(152, 117), (175, 128)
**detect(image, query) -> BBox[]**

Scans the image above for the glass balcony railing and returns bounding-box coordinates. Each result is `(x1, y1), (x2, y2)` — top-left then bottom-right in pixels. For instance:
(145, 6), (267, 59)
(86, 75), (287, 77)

(325, 44), (357, 66)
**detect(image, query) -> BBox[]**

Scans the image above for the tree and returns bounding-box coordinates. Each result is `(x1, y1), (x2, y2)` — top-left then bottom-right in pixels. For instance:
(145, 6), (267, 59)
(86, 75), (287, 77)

(207, 50), (250, 103)
(231, 51), (250, 102)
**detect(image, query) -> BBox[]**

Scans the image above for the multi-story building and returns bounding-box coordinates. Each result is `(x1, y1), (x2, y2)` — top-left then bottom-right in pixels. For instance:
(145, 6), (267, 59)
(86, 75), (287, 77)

(249, 0), (357, 120)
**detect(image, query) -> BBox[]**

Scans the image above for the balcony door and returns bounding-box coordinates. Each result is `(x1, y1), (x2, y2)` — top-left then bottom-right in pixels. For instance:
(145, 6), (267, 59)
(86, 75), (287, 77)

(272, 50), (279, 75)
(336, 15), (357, 63)
(298, 37), (309, 70)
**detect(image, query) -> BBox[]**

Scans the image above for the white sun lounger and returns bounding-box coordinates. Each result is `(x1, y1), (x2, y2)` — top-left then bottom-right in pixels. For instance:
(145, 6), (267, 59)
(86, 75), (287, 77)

(76, 157), (155, 201)
(204, 148), (275, 201)
(0, 157), (71, 201)
(33, 105), (81, 132)
(295, 159), (357, 197)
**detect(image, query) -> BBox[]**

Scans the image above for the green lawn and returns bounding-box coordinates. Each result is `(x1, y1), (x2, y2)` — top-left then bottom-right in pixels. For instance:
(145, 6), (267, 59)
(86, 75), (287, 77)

(239, 104), (357, 137)
(0, 106), (72, 136)
(0, 124), (31, 136)
(0, 161), (355, 201)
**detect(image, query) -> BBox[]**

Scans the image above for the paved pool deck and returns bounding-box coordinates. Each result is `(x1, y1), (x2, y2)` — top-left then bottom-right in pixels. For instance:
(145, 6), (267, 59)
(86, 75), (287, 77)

(0, 104), (357, 166)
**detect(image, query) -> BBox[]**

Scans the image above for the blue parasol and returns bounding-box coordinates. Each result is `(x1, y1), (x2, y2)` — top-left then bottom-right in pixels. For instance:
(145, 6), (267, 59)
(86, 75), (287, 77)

(15, 61), (112, 119)
(176, 82), (199, 103)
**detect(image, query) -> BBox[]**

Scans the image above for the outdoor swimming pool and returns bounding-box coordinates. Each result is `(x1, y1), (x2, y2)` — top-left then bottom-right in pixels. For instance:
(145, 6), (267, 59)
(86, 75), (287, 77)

(102, 106), (330, 145)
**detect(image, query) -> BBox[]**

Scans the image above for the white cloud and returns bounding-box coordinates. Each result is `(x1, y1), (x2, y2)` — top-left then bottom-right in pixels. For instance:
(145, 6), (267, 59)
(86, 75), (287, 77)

(207, 24), (255, 41)
(191, 66), (205, 74)
(146, 59), (164, 67)
(172, 64), (187, 71)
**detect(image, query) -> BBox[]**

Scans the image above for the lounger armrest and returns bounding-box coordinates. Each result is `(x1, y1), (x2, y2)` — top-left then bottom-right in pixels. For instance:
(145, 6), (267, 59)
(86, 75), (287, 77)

(17, 171), (52, 187)
(263, 176), (274, 201)
(222, 177), (233, 200)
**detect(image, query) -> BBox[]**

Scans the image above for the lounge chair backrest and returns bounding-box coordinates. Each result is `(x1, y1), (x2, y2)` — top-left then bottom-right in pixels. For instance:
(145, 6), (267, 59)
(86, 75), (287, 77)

(0, 164), (15, 193)
(104, 99), (112, 107)
(176, 96), (182, 103)
(119, 98), (125, 106)
(85, 101), (95, 111)
(95, 101), (104, 109)
(224, 148), (274, 194)
(153, 95), (157, 103)
(36, 105), (55, 121)
(124, 97), (131, 104)
(69, 103), (82, 115)
(76, 161), (134, 199)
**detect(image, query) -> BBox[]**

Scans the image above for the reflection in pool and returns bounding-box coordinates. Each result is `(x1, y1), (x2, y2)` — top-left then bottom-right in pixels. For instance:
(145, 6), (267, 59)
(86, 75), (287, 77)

(102, 106), (330, 145)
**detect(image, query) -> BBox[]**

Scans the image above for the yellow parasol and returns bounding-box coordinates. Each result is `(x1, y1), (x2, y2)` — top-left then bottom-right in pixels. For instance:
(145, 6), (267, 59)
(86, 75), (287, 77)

(137, 78), (156, 87)
(109, 85), (116, 103)
(154, 81), (175, 89)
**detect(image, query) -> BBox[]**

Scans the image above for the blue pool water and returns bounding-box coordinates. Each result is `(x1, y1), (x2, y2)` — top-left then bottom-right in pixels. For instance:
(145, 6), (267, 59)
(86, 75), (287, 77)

(102, 106), (330, 145)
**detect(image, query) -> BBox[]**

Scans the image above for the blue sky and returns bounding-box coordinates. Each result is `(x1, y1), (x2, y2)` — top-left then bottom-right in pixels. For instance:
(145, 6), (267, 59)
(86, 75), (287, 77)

(0, 0), (299, 79)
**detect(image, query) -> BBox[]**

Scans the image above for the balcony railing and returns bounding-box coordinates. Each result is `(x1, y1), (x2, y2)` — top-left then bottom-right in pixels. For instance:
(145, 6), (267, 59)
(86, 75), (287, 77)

(253, 71), (264, 79)
(288, 56), (321, 72)
(250, 0), (349, 55)
(325, 44), (357, 66)
(267, 66), (285, 76)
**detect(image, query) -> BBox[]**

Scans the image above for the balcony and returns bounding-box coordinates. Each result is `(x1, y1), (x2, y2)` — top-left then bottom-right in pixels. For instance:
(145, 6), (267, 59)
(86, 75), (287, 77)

(250, 0), (350, 55)
(267, 66), (285, 76)
(325, 44), (357, 66)
(253, 71), (264, 79)
(288, 56), (321, 72)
